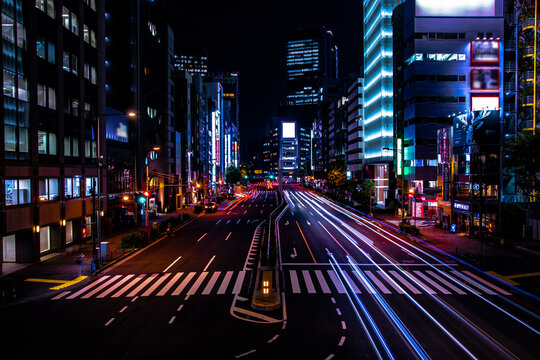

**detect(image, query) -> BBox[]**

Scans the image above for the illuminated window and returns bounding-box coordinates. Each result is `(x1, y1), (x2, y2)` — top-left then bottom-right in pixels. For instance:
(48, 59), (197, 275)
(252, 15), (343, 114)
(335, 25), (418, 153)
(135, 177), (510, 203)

(5, 179), (31, 205)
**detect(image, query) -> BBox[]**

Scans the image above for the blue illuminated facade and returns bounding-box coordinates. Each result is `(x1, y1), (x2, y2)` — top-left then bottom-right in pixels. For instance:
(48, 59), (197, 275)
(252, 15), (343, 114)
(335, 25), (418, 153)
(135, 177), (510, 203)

(363, 0), (403, 202)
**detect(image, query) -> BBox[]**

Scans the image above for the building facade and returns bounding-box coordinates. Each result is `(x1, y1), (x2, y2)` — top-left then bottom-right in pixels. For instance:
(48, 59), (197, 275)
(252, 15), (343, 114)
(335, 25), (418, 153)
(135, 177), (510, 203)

(346, 77), (365, 181)
(1, 0), (105, 267)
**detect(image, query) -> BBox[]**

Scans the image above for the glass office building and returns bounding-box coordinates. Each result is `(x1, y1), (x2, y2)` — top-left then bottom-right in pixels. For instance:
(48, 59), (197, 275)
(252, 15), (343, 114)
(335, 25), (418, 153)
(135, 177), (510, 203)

(363, 0), (403, 202)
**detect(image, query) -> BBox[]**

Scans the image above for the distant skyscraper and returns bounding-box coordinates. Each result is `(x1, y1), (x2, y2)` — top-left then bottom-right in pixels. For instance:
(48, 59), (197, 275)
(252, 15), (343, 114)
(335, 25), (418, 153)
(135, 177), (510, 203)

(286, 28), (338, 106)
(363, 0), (403, 203)
(174, 48), (208, 75)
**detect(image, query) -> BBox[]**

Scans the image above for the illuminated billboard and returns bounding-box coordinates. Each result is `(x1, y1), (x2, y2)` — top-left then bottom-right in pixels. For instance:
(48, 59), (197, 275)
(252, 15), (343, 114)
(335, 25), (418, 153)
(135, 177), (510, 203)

(106, 113), (129, 143)
(282, 122), (296, 139)
(471, 41), (500, 64)
(416, 0), (495, 17)
(453, 110), (500, 150)
(471, 69), (499, 90)
(471, 96), (499, 111)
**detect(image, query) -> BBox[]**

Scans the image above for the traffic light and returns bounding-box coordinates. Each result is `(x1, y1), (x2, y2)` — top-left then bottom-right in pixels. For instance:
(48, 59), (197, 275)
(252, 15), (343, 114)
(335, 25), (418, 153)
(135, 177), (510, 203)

(269, 175), (274, 179)
(136, 193), (146, 204)
(143, 191), (150, 198)
(244, 175), (248, 179)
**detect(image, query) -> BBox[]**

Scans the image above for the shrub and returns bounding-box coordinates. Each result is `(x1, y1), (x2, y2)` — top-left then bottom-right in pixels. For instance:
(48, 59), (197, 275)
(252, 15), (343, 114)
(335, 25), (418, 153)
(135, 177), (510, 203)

(194, 205), (204, 214)
(121, 231), (147, 249)
(399, 221), (421, 236)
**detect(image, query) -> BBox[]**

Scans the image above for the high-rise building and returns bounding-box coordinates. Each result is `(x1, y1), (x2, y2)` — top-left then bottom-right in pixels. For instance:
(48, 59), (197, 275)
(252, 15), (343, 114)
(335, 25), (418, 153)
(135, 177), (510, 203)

(1, 0), (105, 267)
(106, 0), (177, 217)
(346, 77), (365, 181)
(286, 28), (338, 107)
(363, 0), (403, 203)
(174, 47), (208, 76)
(393, 0), (504, 199)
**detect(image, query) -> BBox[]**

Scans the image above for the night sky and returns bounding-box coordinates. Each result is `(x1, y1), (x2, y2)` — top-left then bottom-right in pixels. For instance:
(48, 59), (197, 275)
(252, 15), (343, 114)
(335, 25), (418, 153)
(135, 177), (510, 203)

(166, 0), (363, 143)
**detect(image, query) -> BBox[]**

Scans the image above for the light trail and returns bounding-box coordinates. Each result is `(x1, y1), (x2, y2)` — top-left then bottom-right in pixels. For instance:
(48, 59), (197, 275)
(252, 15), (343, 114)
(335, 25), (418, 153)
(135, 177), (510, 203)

(327, 251), (389, 360)
(306, 191), (540, 336)
(296, 191), (480, 359)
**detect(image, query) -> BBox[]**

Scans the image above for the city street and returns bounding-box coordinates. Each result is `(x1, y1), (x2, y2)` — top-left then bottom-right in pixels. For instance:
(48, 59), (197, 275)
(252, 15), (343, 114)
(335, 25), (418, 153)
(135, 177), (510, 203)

(1, 186), (539, 359)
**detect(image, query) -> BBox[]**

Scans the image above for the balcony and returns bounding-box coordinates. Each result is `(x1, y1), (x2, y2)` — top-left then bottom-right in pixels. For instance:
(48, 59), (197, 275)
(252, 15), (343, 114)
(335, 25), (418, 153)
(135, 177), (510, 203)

(523, 46), (535, 57)
(522, 95), (535, 106)
(523, 17), (535, 30)
(523, 71), (535, 81)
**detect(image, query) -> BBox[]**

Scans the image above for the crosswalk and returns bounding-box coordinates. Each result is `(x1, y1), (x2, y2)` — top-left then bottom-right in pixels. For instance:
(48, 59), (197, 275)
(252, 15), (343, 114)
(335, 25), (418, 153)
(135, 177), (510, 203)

(50, 268), (512, 301)
(285, 269), (513, 296)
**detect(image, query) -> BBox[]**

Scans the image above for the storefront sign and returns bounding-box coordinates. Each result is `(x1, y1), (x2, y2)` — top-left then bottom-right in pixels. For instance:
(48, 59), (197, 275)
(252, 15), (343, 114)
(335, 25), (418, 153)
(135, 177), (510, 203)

(453, 201), (471, 212)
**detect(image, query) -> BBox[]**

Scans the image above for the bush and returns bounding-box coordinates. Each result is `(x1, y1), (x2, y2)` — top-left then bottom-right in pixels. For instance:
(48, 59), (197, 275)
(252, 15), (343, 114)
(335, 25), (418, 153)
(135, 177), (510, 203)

(194, 205), (204, 214)
(399, 221), (421, 236)
(121, 231), (147, 249)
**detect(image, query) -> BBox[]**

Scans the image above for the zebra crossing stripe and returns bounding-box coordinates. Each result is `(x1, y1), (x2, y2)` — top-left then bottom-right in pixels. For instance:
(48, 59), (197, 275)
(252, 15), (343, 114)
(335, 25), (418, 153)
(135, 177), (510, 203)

(352, 270), (375, 294)
(389, 271), (421, 294)
(302, 270), (316, 294)
(406, 271), (436, 294)
(327, 270), (346, 294)
(414, 271), (451, 295)
(97, 274), (134, 298)
(217, 271), (234, 294)
(452, 271), (496, 295)
(156, 272), (183, 296)
(290, 270), (301, 293)
(343, 271), (361, 293)
(112, 274), (145, 298)
(128, 274), (159, 297)
(462, 271), (512, 296)
(67, 276), (110, 299)
(142, 273), (171, 297)
(202, 272), (221, 295)
(377, 271), (405, 294)
(82, 275), (122, 299)
(364, 270), (390, 294)
(172, 272), (196, 296)
(232, 271), (246, 294)
(51, 291), (71, 300)
(315, 270), (331, 294)
(426, 271), (466, 295)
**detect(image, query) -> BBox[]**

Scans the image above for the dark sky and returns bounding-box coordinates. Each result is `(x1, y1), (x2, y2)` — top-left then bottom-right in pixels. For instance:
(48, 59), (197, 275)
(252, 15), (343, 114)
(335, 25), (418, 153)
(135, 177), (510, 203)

(166, 0), (363, 143)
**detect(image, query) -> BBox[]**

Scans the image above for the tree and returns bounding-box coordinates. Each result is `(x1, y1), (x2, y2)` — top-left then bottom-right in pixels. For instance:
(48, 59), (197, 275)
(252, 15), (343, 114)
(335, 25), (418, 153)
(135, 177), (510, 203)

(225, 166), (242, 185)
(352, 180), (375, 211)
(327, 159), (347, 190)
(504, 130), (540, 201)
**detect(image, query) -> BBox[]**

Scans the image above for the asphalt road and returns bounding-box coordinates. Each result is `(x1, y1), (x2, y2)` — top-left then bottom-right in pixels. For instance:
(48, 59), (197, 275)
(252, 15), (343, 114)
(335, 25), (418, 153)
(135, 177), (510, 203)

(1, 185), (539, 359)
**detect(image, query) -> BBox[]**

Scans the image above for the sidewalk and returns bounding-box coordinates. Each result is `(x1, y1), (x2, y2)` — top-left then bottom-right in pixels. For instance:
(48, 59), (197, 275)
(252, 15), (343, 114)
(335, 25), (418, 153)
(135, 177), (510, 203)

(0, 205), (196, 306)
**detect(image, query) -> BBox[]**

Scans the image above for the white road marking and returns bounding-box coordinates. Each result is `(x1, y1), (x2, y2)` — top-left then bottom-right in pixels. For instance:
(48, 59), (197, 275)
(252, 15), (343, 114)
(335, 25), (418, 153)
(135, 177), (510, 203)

(119, 306), (128, 313)
(127, 274), (158, 297)
(389, 270), (421, 294)
(217, 271), (234, 294)
(203, 255), (216, 272)
(202, 271), (221, 295)
(244, 210), (247, 214)
(282, 320), (287, 329)
(168, 316), (176, 324)
(338, 336), (346, 346)
(341, 321), (347, 330)
(171, 272), (196, 296)
(302, 270), (316, 294)
(97, 274), (134, 298)
(51, 291), (71, 300)
(463, 271), (512, 295)
(237, 219), (241, 224)
(84, 276), (125, 299)
(343, 271), (361, 293)
(289, 270), (301, 293)
(163, 255), (182, 273)
(414, 270), (451, 295)
(227, 220), (231, 224)
(225, 232), (232, 241)
(336, 308), (342, 316)
(377, 270), (405, 294)
(156, 273), (183, 296)
(186, 272), (209, 295)
(216, 219), (221, 225)
(267, 335), (279, 343)
(364, 270), (390, 294)
(315, 270), (331, 294)
(142, 273), (171, 297)
(105, 318), (115, 326)
(306, 221), (311, 226)
(327, 270), (346, 293)
(131, 296), (139, 302)
(232, 271), (246, 294)
(177, 304), (184, 311)
(235, 350), (256, 358)
(197, 233), (207, 242)
(67, 276), (110, 299)
(426, 271), (466, 295)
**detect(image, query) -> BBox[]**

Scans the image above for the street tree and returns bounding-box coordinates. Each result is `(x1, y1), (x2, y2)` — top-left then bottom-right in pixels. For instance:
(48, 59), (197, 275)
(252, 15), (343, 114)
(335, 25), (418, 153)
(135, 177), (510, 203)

(225, 166), (242, 185)
(504, 130), (540, 201)
(327, 159), (347, 190)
